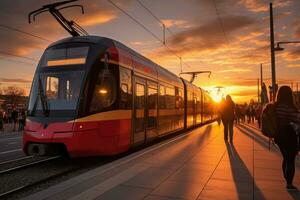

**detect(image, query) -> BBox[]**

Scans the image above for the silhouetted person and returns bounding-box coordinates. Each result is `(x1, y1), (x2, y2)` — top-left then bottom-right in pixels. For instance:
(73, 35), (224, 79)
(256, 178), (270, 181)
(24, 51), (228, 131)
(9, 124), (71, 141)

(221, 95), (235, 143)
(274, 86), (300, 190)
(18, 110), (26, 131)
(235, 105), (241, 124)
(255, 104), (262, 128)
(11, 108), (18, 132)
(0, 110), (3, 132)
(247, 100), (255, 123)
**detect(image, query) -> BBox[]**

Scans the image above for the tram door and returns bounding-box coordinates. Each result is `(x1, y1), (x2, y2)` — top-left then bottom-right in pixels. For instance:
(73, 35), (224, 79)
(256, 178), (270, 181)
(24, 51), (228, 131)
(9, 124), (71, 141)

(133, 77), (146, 145)
(146, 81), (158, 140)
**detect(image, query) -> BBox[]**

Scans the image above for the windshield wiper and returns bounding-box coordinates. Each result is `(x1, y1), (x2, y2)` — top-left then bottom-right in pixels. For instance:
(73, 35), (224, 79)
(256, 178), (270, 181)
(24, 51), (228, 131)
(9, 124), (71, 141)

(30, 75), (50, 117)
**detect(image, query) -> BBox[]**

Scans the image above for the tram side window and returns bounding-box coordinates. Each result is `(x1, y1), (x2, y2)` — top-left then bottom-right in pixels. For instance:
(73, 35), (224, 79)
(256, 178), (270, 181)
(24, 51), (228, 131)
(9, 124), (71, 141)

(120, 67), (132, 109)
(175, 87), (184, 109)
(179, 88), (184, 109)
(120, 83), (129, 108)
(90, 71), (116, 113)
(166, 87), (175, 109)
(135, 83), (145, 133)
(148, 87), (157, 128)
(175, 87), (179, 109)
(159, 85), (166, 109)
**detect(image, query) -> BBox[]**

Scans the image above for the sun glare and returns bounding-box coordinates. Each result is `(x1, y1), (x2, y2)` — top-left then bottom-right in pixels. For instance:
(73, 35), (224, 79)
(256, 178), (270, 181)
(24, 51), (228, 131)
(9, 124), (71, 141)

(211, 93), (222, 103)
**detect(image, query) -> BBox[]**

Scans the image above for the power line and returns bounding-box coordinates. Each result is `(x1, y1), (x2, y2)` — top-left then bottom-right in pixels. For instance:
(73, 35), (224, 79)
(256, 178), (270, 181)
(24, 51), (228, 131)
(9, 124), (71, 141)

(211, 0), (230, 45)
(0, 51), (38, 61)
(133, 0), (194, 72)
(135, 0), (177, 40)
(0, 23), (53, 43)
(107, 0), (191, 72)
(107, 0), (164, 44)
(0, 56), (36, 66)
(135, 0), (163, 26)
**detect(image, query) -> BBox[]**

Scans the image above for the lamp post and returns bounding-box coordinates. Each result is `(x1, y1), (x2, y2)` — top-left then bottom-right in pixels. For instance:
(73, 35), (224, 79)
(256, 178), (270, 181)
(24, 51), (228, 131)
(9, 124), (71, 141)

(274, 40), (300, 93)
(274, 41), (300, 51)
(269, 3), (276, 102)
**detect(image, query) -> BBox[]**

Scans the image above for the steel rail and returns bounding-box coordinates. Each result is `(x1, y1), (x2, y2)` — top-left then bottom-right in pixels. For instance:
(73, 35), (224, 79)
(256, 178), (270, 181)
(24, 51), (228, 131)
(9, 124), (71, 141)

(0, 156), (34, 166)
(0, 156), (61, 175)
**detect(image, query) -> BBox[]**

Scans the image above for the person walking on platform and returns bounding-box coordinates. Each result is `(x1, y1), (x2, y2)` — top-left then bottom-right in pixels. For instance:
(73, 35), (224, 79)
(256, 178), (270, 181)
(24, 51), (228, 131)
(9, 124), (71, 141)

(221, 95), (235, 143)
(255, 104), (262, 128)
(235, 105), (241, 124)
(274, 86), (300, 190)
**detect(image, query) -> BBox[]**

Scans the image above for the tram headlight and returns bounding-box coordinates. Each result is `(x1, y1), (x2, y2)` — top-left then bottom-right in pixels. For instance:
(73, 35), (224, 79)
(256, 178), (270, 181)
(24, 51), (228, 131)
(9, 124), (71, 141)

(99, 89), (108, 94)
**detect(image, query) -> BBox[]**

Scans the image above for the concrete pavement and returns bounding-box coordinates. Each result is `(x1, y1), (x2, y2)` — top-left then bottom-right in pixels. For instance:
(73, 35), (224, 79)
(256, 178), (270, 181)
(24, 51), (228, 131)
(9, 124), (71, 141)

(23, 122), (300, 200)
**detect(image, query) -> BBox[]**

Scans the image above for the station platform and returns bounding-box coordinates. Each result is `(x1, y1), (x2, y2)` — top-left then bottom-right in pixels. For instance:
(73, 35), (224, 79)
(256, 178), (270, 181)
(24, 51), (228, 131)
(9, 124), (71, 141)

(23, 122), (300, 200)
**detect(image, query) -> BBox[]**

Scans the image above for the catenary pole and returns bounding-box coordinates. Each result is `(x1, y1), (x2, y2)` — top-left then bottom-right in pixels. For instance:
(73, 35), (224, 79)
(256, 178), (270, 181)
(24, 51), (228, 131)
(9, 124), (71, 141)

(269, 3), (276, 101)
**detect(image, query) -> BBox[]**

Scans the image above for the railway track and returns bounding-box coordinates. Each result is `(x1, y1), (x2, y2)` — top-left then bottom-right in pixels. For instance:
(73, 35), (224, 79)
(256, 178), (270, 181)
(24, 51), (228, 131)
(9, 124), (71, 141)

(0, 156), (111, 200)
(0, 156), (60, 175)
(0, 155), (63, 199)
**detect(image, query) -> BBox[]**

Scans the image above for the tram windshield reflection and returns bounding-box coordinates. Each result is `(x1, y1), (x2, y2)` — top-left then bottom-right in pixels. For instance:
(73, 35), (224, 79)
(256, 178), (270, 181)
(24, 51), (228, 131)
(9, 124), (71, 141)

(28, 70), (85, 117)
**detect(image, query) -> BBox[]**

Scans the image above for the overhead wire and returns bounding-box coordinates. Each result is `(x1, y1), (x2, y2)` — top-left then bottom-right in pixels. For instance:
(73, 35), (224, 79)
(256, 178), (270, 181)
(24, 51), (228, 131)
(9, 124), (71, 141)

(135, 0), (193, 71)
(211, 0), (230, 45)
(107, 0), (193, 73)
(107, 0), (164, 44)
(0, 24), (51, 65)
(0, 56), (36, 66)
(0, 23), (53, 43)
(0, 51), (38, 61)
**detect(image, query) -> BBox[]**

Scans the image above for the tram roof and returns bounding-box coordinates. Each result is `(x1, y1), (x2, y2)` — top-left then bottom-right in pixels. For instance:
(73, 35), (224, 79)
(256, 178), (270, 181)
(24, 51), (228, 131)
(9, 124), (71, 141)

(48, 35), (184, 86)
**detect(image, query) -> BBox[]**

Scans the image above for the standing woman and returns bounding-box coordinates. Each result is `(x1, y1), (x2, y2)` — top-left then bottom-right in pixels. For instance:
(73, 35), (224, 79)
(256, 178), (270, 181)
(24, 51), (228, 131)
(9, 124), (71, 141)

(274, 86), (300, 190)
(222, 95), (235, 143)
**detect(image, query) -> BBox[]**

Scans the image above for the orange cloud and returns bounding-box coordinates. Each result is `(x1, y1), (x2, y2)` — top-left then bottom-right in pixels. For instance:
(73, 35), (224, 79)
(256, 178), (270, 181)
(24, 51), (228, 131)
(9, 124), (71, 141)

(238, 0), (292, 13)
(78, 11), (117, 26)
(217, 68), (252, 73)
(161, 19), (193, 28)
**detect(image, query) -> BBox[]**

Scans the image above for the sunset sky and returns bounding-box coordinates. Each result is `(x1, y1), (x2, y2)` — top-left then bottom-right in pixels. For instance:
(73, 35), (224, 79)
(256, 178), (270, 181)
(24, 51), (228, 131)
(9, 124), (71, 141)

(0, 0), (300, 103)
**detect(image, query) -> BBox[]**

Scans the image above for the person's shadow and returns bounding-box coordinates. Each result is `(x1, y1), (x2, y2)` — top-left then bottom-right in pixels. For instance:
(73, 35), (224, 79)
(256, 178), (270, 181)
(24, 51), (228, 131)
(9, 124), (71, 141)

(225, 142), (265, 200)
(235, 125), (300, 199)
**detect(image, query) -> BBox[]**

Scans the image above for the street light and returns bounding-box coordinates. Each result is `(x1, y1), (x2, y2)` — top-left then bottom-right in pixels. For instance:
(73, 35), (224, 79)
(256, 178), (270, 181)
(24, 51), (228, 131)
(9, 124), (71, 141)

(274, 41), (300, 51)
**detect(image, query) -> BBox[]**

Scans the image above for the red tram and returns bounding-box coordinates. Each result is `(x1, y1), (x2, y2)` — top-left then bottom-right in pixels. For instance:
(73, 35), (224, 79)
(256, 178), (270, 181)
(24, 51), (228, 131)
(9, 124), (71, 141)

(23, 36), (217, 157)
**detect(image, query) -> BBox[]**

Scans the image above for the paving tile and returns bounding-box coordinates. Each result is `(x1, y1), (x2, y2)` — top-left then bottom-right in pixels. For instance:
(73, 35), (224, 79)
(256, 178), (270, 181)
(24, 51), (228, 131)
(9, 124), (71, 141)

(95, 185), (151, 200)
(197, 188), (253, 200)
(212, 169), (254, 182)
(254, 168), (285, 182)
(204, 179), (252, 193)
(254, 151), (281, 161)
(254, 159), (282, 170)
(216, 163), (253, 175)
(181, 162), (216, 172)
(189, 155), (221, 165)
(254, 179), (300, 191)
(254, 189), (300, 200)
(169, 168), (212, 184)
(122, 167), (173, 189)
(151, 180), (204, 200)
(144, 195), (181, 200)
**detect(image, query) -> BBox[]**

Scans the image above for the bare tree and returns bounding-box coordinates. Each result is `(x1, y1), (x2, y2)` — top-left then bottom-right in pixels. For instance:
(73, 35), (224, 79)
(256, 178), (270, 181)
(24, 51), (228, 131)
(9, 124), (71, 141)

(2, 85), (25, 106)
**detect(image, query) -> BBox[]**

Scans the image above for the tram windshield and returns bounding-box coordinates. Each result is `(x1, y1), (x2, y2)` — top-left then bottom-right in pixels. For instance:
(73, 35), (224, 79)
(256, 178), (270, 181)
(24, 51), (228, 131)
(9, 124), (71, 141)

(28, 70), (85, 117)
